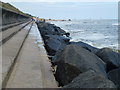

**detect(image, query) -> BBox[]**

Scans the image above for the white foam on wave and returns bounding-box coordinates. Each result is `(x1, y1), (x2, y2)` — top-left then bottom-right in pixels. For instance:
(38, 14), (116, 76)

(71, 33), (106, 41)
(112, 23), (120, 26)
(69, 29), (84, 33)
(49, 20), (118, 50)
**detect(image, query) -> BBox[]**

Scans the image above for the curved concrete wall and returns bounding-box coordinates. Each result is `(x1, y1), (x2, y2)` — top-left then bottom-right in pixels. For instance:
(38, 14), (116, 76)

(0, 7), (31, 26)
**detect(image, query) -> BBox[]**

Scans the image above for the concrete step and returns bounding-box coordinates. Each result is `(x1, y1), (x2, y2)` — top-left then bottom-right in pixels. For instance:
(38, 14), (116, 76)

(0, 21), (27, 32)
(0, 21), (31, 45)
(6, 23), (58, 88)
(1, 21), (33, 88)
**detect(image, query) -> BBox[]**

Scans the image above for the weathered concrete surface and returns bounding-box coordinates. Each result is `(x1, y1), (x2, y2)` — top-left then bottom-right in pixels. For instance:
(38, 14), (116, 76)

(6, 23), (57, 88)
(1, 22), (29, 43)
(0, 22), (24, 31)
(1, 7), (30, 25)
(2, 22), (33, 88)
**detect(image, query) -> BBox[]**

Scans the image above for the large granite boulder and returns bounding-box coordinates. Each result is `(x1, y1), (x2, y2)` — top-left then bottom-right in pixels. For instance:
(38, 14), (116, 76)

(55, 45), (107, 86)
(108, 68), (120, 88)
(52, 48), (64, 65)
(96, 48), (120, 72)
(53, 25), (66, 35)
(70, 41), (99, 54)
(37, 23), (55, 36)
(37, 22), (66, 37)
(45, 35), (70, 43)
(52, 42), (99, 65)
(44, 35), (69, 56)
(36, 22), (70, 56)
(63, 70), (116, 88)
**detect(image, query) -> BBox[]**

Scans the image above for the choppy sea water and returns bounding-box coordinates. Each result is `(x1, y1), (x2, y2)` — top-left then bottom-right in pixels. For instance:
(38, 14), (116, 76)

(48, 19), (119, 50)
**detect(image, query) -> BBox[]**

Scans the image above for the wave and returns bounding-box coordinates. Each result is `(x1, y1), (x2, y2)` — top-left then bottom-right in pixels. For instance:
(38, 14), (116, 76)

(112, 23), (120, 26)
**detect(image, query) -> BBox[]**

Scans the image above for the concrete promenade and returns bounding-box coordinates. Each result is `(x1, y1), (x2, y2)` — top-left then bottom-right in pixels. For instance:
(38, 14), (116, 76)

(1, 22), (57, 88)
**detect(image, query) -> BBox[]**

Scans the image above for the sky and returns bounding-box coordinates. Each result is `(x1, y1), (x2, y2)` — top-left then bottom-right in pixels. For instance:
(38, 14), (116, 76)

(2, 0), (119, 19)
(2, 0), (120, 2)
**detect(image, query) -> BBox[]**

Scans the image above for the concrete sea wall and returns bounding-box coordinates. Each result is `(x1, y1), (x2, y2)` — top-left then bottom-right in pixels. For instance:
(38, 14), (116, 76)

(0, 7), (30, 26)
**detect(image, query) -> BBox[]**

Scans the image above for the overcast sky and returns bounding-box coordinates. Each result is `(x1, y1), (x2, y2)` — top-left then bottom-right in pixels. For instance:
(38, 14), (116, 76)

(2, 0), (118, 19)
(2, 0), (120, 2)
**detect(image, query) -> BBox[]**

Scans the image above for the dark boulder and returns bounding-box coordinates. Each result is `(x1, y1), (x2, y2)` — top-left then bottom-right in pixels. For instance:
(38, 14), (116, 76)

(63, 70), (116, 88)
(65, 32), (70, 37)
(37, 23), (55, 35)
(37, 22), (66, 37)
(44, 39), (66, 56)
(45, 35), (70, 43)
(108, 68), (120, 88)
(53, 26), (66, 35)
(36, 22), (70, 56)
(52, 49), (64, 65)
(70, 41), (99, 54)
(96, 48), (120, 72)
(44, 35), (69, 56)
(55, 45), (107, 86)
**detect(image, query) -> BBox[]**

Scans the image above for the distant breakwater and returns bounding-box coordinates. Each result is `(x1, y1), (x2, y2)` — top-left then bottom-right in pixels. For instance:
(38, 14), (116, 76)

(36, 21), (120, 88)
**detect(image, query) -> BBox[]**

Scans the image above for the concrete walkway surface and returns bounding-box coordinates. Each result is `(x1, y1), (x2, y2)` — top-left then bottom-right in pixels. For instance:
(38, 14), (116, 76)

(5, 23), (57, 88)
(1, 21), (33, 88)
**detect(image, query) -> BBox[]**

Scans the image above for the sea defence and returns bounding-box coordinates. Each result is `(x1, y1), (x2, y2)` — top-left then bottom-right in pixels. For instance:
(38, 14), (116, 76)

(36, 21), (120, 88)
(1, 7), (57, 88)
(1, 5), (120, 88)
(0, 6), (30, 26)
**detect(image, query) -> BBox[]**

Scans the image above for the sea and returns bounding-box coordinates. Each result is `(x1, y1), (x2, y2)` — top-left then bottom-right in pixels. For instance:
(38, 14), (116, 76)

(48, 19), (119, 50)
